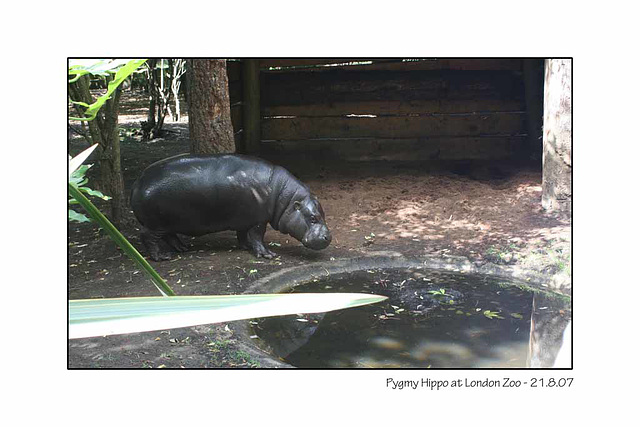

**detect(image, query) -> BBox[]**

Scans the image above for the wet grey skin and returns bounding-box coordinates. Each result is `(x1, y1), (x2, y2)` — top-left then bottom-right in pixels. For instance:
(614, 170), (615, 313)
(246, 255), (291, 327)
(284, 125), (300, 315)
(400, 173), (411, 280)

(130, 154), (331, 261)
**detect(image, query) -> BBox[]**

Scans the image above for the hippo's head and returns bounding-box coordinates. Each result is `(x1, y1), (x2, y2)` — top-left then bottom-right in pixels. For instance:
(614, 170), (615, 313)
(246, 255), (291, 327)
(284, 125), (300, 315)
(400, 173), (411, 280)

(279, 195), (331, 250)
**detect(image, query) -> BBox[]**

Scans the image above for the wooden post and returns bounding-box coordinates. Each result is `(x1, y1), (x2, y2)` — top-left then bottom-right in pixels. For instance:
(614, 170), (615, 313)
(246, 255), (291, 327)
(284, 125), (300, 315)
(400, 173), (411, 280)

(243, 59), (261, 154)
(523, 59), (544, 163)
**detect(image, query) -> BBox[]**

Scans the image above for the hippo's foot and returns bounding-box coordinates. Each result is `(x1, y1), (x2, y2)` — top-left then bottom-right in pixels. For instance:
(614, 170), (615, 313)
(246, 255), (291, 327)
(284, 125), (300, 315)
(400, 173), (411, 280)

(253, 246), (276, 259)
(238, 223), (276, 259)
(141, 228), (176, 261)
(150, 250), (173, 262)
(164, 234), (189, 252)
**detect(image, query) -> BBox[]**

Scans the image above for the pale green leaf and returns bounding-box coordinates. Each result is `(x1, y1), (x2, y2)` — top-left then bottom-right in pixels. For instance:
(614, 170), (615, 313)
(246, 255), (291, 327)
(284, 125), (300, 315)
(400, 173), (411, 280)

(69, 293), (388, 339)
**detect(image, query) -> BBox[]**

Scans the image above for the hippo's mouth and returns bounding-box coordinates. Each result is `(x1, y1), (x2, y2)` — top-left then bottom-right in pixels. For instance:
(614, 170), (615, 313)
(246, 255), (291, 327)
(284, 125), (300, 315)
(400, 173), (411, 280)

(302, 233), (332, 250)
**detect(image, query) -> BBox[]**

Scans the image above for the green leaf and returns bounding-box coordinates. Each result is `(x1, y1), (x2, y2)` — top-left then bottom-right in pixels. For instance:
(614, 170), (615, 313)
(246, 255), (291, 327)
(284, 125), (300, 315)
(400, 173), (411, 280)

(69, 293), (388, 339)
(68, 209), (91, 223)
(69, 100), (91, 108)
(70, 176), (89, 188)
(427, 288), (452, 297)
(79, 187), (111, 200)
(68, 59), (137, 80)
(510, 313), (524, 319)
(483, 310), (505, 320)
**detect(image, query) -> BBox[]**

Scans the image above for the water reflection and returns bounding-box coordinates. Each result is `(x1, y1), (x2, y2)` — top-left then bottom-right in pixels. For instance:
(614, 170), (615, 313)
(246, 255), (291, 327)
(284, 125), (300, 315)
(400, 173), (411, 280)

(252, 268), (571, 368)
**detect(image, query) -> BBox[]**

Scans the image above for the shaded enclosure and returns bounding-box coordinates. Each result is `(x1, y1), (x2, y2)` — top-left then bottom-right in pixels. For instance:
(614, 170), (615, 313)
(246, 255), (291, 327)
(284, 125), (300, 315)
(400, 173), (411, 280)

(228, 58), (544, 165)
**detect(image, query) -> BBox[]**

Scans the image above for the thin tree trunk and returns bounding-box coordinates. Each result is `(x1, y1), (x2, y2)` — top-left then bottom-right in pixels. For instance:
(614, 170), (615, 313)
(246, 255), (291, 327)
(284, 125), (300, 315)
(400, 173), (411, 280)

(187, 59), (235, 154)
(69, 75), (127, 226)
(146, 59), (157, 128)
(171, 59), (186, 122)
(99, 75), (127, 226)
(144, 59), (174, 138)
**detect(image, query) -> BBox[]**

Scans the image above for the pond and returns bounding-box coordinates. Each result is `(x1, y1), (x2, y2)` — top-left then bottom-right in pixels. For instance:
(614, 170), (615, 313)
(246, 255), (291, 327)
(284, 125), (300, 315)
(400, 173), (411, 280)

(251, 267), (571, 368)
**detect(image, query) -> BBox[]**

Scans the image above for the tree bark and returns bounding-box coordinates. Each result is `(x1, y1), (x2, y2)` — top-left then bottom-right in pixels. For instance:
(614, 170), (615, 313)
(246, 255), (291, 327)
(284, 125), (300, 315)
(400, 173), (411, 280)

(187, 59), (235, 154)
(542, 59), (572, 213)
(69, 75), (127, 226)
(146, 59), (157, 128)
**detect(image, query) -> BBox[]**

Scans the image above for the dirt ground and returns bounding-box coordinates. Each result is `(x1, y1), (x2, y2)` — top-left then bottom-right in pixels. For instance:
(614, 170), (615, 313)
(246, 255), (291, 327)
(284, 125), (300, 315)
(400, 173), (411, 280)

(67, 91), (571, 368)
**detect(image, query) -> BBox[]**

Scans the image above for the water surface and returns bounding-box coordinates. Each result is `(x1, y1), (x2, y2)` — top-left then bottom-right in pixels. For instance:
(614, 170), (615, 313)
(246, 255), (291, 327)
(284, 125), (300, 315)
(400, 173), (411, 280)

(253, 267), (570, 368)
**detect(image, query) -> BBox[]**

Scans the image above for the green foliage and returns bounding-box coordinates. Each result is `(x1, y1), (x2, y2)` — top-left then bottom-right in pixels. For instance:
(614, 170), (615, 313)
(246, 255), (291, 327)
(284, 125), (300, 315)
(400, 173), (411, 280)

(69, 59), (147, 121)
(68, 161), (111, 223)
(69, 59), (133, 82)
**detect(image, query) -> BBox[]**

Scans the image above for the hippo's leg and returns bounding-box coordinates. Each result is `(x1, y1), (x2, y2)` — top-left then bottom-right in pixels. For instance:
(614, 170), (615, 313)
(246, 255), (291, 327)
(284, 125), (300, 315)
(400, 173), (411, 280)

(140, 228), (173, 261)
(240, 223), (276, 259)
(163, 233), (189, 252)
(236, 230), (250, 250)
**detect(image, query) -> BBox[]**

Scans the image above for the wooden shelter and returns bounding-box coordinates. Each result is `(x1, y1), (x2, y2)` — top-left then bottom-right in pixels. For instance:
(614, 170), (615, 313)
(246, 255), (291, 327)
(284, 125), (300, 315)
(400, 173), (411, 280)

(227, 58), (544, 163)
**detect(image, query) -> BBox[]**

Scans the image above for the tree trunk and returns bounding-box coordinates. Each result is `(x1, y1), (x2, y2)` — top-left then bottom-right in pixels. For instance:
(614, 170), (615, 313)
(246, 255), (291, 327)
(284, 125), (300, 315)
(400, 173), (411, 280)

(542, 59), (572, 213)
(69, 75), (127, 226)
(146, 59), (157, 128)
(187, 59), (235, 154)
(171, 59), (186, 122)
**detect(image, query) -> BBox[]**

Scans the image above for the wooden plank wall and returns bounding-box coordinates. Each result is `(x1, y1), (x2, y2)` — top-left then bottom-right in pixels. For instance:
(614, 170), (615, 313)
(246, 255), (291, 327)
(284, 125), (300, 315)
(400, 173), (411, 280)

(231, 59), (530, 161)
(227, 60), (244, 148)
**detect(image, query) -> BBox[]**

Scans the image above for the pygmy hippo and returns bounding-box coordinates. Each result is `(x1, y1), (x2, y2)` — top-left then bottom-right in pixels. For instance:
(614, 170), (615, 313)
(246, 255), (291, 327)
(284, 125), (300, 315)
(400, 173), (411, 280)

(130, 154), (331, 261)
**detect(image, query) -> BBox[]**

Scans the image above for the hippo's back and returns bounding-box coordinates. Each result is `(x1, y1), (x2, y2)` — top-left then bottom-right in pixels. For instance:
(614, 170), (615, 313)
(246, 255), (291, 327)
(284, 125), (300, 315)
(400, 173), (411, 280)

(131, 154), (277, 235)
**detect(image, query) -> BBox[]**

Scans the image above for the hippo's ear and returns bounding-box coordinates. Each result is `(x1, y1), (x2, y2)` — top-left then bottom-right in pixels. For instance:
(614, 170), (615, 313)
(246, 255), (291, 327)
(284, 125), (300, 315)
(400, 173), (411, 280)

(293, 201), (302, 211)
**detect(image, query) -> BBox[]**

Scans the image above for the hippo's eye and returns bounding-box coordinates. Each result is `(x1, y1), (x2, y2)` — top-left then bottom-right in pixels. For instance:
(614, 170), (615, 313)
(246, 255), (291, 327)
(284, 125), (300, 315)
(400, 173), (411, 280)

(310, 215), (317, 224)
